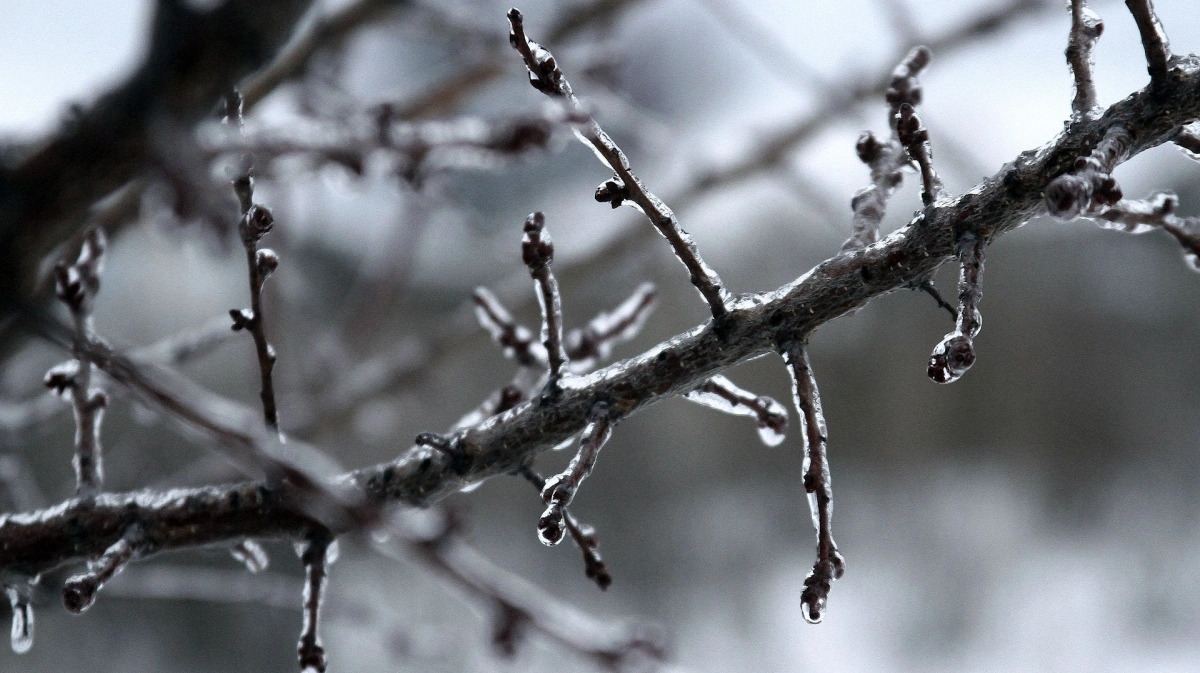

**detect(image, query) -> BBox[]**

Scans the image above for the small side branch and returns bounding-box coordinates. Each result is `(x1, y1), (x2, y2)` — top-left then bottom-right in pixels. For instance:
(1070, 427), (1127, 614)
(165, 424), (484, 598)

(845, 46), (933, 249)
(783, 343), (844, 624)
(1124, 0), (1171, 88)
(565, 282), (656, 371)
(298, 531), (335, 673)
(226, 92), (283, 432)
(507, 8), (731, 321)
(683, 375), (789, 447)
(538, 403), (615, 546)
(63, 525), (142, 614)
(896, 103), (944, 206)
(472, 287), (546, 368)
(522, 212), (569, 386)
(50, 226), (109, 497)
(1092, 192), (1200, 271)
(1066, 0), (1104, 116)
(1044, 125), (1131, 219)
(928, 233), (986, 384)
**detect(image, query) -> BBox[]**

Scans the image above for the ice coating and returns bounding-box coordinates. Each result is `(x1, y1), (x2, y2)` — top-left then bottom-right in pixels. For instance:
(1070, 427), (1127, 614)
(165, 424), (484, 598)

(231, 539), (269, 573)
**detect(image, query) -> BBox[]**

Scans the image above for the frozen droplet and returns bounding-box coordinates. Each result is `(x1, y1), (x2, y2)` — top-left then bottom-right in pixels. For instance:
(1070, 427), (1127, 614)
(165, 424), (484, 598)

(1185, 251), (1200, 273)
(231, 539), (269, 573)
(325, 540), (340, 565)
(801, 596), (825, 625)
(6, 588), (32, 654)
(537, 505), (566, 546)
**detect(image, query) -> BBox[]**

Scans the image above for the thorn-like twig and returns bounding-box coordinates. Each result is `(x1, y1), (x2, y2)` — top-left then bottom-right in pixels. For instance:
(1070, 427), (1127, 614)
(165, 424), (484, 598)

(1124, 0), (1171, 88)
(63, 525), (142, 614)
(683, 375), (788, 447)
(507, 8), (731, 321)
(783, 343), (844, 624)
(1066, 0), (1104, 115)
(1044, 125), (1131, 219)
(538, 403), (615, 546)
(928, 233), (986, 384)
(50, 226), (108, 497)
(522, 212), (569, 386)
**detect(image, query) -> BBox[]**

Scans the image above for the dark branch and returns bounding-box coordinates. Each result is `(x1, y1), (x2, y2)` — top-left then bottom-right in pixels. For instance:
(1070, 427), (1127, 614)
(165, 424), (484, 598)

(1066, 0), (1104, 115)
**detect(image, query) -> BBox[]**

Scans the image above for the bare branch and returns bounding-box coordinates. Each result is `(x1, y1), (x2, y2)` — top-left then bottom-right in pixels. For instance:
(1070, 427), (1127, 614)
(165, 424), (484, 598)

(508, 8), (731, 321)
(1066, 0), (1104, 115)
(783, 343), (843, 624)
(1125, 0), (1172, 88)
(50, 226), (108, 496)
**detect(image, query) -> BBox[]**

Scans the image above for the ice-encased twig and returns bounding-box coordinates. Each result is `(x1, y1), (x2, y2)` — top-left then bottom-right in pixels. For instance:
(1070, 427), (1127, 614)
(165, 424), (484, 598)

(519, 465), (613, 589)
(5, 584), (33, 654)
(472, 287), (546, 368)
(783, 343), (844, 624)
(521, 213), (569, 386)
(51, 226), (108, 497)
(298, 532), (334, 673)
(1124, 0), (1171, 87)
(1066, 0), (1104, 115)
(1092, 192), (1200, 271)
(507, 8), (731, 320)
(1045, 125), (1131, 219)
(683, 375), (788, 447)
(928, 233), (986, 384)
(565, 282), (656, 371)
(63, 525), (142, 614)
(538, 403), (614, 546)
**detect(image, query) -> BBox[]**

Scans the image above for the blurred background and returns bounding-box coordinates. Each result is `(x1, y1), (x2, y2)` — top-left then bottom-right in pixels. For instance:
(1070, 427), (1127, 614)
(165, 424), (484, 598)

(3, 0), (1200, 671)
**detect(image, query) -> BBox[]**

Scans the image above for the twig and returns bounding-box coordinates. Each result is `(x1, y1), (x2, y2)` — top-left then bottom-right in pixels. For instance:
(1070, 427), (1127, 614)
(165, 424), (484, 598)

(896, 102), (944, 206)
(1066, 0), (1104, 115)
(508, 8), (731, 321)
(62, 525), (142, 614)
(1124, 0), (1171, 88)
(783, 343), (843, 624)
(538, 403), (615, 546)
(298, 531), (335, 673)
(683, 375), (789, 447)
(927, 233), (987, 384)
(518, 465), (612, 590)
(49, 226), (108, 497)
(1044, 124), (1131, 219)
(522, 213), (569, 386)
(1091, 192), (1200, 271)
(226, 92), (283, 432)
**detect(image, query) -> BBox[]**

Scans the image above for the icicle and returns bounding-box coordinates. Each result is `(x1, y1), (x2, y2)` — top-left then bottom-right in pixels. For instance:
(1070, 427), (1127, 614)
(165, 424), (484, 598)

(6, 586), (33, 654)
(231, 539), (270, 573)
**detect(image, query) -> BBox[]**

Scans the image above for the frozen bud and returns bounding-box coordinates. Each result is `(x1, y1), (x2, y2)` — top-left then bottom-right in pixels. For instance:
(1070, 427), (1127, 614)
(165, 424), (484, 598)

(240, 204), (274, 243)
(595, 177), (626, 208)
(62, 575), (100, 614)
(855, 131), (883, 164)
(229, 308), (255, 331)
(521, 212), (554, 269)
(44, 360), (81, 396)
(256, 249), (279, 279)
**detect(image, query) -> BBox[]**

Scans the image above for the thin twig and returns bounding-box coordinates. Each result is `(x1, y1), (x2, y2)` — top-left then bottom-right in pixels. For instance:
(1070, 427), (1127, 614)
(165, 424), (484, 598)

(1124, 0), (1171, 88)
(1066, 0), (1104, 115)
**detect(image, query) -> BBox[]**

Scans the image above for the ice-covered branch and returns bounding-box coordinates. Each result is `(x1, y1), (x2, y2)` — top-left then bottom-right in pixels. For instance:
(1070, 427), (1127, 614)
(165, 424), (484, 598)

(1091, 192), (1200, 271)
(1125, 0), (1172, 88)
(507, 8), (731, 321)
(522, 213), (569, 386)
(519, 465), (612, 590)
(783, 343), (843, 624)
(1066, 0), (1104, 115)
(297, 531), (335, 673)
(565, 283), (657, 371)
(537, 403), (615, 546)
(62, 524), (142, 614)
(896, 103), (944, 206)
(928, 233), (987, 384)
(845, 46), (933, 249)
(48, 227), (108, 496)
